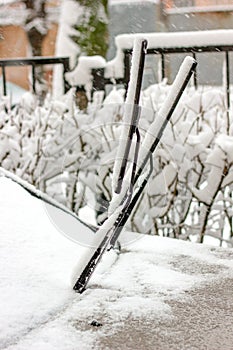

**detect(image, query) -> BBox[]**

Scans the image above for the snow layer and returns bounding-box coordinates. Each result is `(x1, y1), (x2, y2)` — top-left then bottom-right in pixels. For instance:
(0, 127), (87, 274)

(53, 0), (82, 97)
(65, 56), (106, 88)
(1, 176), (233, 349)
(55, 0), (81, 67)
(0, 177), (83, 348)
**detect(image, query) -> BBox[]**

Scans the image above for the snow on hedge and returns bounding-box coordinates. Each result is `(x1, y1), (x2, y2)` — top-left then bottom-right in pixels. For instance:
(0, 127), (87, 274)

(0, 76), (233, 246)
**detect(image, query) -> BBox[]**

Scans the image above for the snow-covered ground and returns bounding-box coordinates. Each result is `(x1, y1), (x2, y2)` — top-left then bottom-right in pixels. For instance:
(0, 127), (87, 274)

(1, 175), (233, 349)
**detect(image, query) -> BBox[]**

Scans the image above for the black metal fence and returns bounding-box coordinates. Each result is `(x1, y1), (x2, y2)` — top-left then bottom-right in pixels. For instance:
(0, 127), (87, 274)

(0, 56), (70, 96)
(1, 46), (232, 112)
(92, 44), (233, 111)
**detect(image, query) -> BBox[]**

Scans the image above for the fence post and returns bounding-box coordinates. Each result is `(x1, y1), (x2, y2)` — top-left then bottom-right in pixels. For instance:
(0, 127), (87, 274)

(63, 58), (70, 93)
(124, 51), (131, 95)
(92, 68), (105, 98)
(225, 51), (230, 133)
(192, 52), (198, 90)
(161, 52), (165, 80)
(31, 63), (36, 93)
(2, 65), (7, 96)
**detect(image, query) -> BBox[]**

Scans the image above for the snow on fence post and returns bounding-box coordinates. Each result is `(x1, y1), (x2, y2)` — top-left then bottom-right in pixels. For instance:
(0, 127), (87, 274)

(65, 56), (106, 101)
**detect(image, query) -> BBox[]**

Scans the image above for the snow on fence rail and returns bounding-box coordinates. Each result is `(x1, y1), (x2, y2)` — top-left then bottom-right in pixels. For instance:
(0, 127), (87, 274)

(105, 29), (233, 77)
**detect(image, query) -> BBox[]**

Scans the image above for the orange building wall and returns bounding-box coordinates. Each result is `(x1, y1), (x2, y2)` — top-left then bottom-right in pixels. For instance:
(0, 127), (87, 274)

(165, 0), (233, 8)
(196, 0), (233, 5)
(0, 23), (58, 90)
(0, 25), (29, 89)
(42, 24), (59, 91)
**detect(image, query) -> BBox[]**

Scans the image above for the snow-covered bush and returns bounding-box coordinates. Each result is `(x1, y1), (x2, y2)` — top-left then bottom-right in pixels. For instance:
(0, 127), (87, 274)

(0, 91), (77, 189)
(0, 83), (233, 247)
(64, 83), (233, 246)
(143, 84), (233, 246)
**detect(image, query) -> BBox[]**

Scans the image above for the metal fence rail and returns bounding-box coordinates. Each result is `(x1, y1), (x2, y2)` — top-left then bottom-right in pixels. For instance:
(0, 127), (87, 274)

(0, 56), (70, 96)
(1, 47), (232, 115)
(92, 44), (233, 113)
(126, 44), (232, 109)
